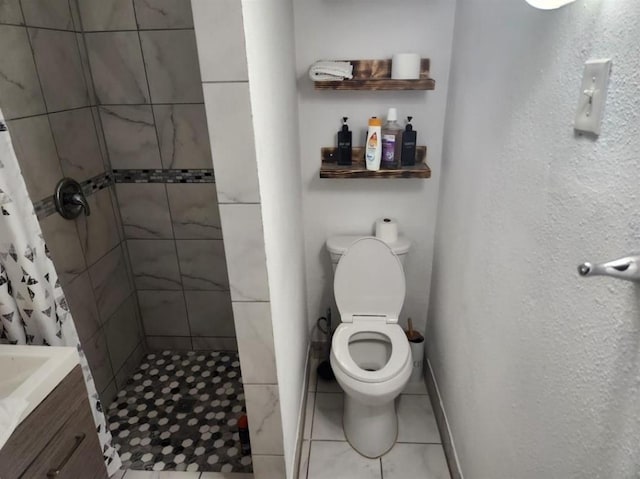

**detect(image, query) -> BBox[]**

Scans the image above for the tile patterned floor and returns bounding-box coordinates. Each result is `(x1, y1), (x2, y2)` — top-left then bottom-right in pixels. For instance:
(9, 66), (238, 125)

(112, 470), (252, 478)
(112, 470), (253, 478)
(108, 351), (252, 474)
(299, 358), (451, 479)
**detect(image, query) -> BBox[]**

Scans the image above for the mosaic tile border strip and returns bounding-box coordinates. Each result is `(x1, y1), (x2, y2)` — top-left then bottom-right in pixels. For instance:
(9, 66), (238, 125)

(33, 169), (216, 220)
(34, 200), (57, 220)
(83, 171), (113, 195)
(113, 169), (215, 184)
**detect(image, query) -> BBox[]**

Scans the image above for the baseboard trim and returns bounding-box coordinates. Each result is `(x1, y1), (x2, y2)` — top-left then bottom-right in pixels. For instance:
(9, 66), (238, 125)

(425, 358), (464, 479)
(292, 343), (312, 478)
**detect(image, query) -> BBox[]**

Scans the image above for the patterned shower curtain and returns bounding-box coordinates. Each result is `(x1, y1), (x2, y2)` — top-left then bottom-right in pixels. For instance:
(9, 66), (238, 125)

(0, 110), (121, 476)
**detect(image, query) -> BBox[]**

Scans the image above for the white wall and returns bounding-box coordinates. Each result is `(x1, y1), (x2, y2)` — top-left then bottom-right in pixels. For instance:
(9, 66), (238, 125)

(242, 0), (309, 476)
(430, 1), (640, 477)
(294, 0), (457, 335)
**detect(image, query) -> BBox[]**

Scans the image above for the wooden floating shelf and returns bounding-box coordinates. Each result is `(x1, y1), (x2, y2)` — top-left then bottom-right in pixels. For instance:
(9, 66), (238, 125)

(320, 146), (430, 179)
(314, 59), (435, 91)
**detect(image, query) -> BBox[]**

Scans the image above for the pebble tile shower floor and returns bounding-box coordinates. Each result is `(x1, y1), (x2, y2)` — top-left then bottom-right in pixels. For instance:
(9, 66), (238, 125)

(107, 350), (252, 474)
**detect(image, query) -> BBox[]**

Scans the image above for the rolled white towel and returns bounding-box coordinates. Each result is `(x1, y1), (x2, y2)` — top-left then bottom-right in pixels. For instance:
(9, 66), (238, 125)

(309, 61), (354, 82)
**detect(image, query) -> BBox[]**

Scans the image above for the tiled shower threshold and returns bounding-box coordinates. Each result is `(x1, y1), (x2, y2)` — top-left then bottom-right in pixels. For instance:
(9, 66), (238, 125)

(108, 350), (252, 475)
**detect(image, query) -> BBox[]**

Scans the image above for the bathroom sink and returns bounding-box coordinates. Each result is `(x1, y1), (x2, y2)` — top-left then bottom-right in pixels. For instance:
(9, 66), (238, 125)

(0, 345), (79, 424)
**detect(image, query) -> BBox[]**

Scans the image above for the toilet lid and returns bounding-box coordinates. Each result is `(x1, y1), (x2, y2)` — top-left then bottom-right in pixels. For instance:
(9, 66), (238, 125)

(334, 237), (405, 323)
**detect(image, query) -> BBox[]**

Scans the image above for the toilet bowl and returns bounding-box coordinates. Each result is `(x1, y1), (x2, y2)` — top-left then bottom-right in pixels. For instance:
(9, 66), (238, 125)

(328, 237), (412, 458)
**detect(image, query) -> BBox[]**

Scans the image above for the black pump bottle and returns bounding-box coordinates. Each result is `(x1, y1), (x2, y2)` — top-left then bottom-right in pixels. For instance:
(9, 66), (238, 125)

(337, 117), (352, 166)
(401, 116), (417, 166)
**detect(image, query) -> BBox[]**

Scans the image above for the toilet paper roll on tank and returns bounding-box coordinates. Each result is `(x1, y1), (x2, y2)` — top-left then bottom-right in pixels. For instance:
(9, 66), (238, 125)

(375, 217), (399, 244)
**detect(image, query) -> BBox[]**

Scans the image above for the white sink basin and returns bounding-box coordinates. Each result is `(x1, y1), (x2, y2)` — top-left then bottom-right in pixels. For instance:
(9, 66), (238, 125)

(0, 345), (79, 425)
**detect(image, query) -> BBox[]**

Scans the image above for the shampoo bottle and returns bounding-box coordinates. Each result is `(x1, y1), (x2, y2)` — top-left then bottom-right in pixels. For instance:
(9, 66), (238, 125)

(381, 108), (403, 168)
(401, 116), (417, 166)
(365, 117), (382, 171)
(337, 117), (352, 166)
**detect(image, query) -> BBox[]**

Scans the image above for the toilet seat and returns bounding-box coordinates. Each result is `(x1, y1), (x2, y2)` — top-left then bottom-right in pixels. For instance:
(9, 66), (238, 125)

(332, 237), (410, 384)
(332, 321), (410, 384)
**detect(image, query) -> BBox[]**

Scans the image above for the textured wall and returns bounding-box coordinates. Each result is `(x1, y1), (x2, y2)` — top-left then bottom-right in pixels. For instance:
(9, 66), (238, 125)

(430, 0), (640, 477)
(294, 0), (457, 337)
(194, 0), (290, 476)
(242, 0), (309, 476)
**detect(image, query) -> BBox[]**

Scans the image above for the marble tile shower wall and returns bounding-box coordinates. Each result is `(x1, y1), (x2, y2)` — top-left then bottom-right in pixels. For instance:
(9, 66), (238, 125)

(77, 0), (235, 352)
(192, 1), (286, 477)
(0, 0), (144, 409)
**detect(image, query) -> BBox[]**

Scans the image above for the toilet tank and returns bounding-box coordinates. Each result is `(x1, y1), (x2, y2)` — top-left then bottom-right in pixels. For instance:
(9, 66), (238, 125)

(326, 235), (411, 271)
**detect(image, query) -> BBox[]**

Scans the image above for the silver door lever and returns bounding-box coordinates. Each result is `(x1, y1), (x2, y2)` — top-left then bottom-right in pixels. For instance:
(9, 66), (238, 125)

(577, 255), (640, 282)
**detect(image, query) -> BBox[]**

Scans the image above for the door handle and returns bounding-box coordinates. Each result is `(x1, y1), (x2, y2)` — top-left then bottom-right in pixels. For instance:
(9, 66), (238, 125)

(577, 255), (640, 282)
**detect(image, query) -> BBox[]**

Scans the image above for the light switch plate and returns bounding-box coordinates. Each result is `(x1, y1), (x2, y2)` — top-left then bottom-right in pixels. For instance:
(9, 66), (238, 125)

(574, 59), (612, 136)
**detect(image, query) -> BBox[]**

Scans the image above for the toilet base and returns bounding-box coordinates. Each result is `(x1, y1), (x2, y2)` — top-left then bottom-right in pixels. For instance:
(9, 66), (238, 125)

(343, 393), (398, 458)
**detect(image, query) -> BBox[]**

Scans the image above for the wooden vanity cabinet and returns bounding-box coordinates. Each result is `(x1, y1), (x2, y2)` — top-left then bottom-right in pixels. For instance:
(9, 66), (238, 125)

(0, 365), (108, 479)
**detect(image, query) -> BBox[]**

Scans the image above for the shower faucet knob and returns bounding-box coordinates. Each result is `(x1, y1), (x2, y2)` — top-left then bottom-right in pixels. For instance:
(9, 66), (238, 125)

(54, 178), (91, 220)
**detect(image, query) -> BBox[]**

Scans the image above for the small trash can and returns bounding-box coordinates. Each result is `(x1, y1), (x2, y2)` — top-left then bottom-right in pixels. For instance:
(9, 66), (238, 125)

(405, 318), (425, 382)
(409, 337), (425, 382)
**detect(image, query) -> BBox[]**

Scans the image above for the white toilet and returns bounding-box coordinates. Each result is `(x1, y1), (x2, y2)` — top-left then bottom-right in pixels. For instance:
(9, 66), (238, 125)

(326, 235), (412, 458)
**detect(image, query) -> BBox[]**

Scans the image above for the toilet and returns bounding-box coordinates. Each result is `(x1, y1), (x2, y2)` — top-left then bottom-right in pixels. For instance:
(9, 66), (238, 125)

(326, 235), (412, 458)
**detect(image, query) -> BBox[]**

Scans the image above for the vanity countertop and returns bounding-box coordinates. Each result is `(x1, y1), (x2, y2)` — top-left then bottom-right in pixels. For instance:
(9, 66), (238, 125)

(0, 345), (79, 427)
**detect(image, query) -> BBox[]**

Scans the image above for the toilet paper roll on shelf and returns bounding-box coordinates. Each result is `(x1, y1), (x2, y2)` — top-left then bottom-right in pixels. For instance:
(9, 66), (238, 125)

(391, 53), (421, 80)
(375, 217), (399, 244)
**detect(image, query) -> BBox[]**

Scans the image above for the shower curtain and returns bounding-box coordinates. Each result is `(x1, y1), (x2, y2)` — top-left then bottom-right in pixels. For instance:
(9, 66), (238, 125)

(0, 110), (121, 476)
